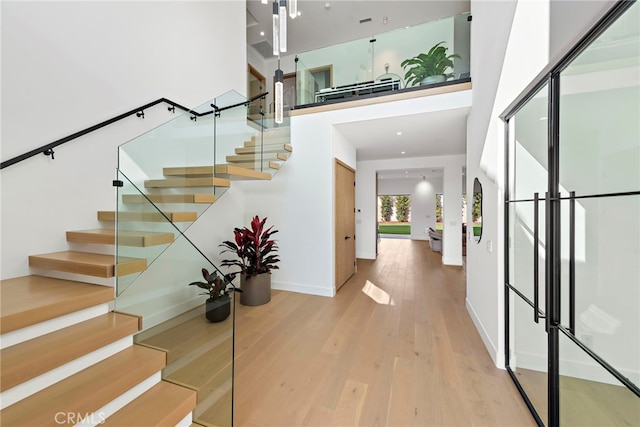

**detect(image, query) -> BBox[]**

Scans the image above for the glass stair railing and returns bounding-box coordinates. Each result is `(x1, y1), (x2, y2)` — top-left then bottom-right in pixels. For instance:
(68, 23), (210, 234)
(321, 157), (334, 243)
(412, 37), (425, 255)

(214, 90), (291, 179)
(113, 89), (290, 427)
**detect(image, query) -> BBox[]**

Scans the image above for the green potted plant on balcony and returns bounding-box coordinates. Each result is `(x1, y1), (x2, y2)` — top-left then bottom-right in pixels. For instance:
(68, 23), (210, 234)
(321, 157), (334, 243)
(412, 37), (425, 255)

(220, 216), (280, 306)
(401, 41), (460, 86)
(188, 268), (239, 322)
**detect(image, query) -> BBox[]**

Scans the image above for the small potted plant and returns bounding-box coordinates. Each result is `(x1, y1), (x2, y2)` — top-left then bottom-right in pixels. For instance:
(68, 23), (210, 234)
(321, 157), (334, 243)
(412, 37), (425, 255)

(188, 268), (239, 322)
(220, 216), (280, 306)
(401, 41), (460, 86)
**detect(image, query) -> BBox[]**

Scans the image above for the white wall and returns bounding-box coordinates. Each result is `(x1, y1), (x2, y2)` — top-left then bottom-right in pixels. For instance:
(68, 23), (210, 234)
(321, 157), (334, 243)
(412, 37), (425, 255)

(378, 177), (444, 240)
(466, 0), (618, 367)
(0, 1), (247, 280)
(240, 117), (353, 297)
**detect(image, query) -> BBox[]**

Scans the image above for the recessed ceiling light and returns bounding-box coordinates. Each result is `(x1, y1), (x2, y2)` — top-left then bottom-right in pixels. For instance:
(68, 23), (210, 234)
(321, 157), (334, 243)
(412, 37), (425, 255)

(259, 31), (265, 36)
(396, 131), (402, 136)
(401, 151), (406, 154)
(297, 11), (302, 16)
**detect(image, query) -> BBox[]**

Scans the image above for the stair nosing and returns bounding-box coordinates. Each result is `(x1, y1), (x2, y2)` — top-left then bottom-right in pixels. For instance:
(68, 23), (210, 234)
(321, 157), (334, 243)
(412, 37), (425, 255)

(0, 345), (166, 426)
(0, 276), (114, 334)
(0, 312), (139, 392)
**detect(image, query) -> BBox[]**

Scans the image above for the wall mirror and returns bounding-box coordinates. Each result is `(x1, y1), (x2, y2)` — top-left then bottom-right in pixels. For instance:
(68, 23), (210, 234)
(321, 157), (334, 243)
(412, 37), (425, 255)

(472, 178), (483, 243)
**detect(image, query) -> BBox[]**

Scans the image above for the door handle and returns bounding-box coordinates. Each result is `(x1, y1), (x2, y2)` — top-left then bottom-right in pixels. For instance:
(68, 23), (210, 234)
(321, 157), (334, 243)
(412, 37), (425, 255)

(345, 236), (351, 240)
(534, 192), (540, 324)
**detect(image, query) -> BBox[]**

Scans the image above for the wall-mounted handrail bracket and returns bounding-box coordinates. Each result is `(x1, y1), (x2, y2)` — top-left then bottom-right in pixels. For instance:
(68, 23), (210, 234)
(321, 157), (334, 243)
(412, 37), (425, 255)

(211, 104), (221, 118)
(190, 116), (197, 121)
(43, 148), (55, 160)
(112, 180), (123, 187)
(168, 106), (175, 113)
(136, 110), (145, 119)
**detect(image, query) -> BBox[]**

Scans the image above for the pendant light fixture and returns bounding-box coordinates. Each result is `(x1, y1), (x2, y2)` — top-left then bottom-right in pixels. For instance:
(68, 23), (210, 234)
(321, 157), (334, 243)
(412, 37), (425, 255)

(274, 61), (284, 124)
(289, 0), (297, 19)
(272, 1), (280, 55)
(270, 0), (298, 56)
(279, 0), (287, 53)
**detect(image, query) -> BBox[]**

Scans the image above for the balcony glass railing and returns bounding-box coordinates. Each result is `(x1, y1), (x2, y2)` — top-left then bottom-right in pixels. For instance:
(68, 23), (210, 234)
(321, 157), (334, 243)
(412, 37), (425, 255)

(296, 12), (470, 106)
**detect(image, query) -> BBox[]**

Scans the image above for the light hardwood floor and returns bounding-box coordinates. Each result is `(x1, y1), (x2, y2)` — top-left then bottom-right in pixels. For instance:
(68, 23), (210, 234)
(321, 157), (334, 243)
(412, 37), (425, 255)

(233, 239), (536, 426)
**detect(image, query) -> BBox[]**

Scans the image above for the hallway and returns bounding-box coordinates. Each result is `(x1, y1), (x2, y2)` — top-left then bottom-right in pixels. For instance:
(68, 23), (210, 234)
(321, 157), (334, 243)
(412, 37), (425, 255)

(233, 239), (535, 426)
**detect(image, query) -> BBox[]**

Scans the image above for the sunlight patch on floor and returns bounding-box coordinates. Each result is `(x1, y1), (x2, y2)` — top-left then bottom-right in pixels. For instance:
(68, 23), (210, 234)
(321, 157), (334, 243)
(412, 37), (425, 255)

(362, 280), (394, 305)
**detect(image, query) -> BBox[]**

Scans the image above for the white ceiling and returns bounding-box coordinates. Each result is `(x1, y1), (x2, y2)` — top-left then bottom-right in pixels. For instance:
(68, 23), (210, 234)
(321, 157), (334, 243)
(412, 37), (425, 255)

(247, 0), (471, 59)
(334, 107), (469, 161)
(247, 0), (471, 170)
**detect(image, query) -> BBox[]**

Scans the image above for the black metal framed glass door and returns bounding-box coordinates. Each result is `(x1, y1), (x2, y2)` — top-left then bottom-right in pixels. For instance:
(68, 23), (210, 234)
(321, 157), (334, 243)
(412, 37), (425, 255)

(505, 82), (550, 426)
(503, 1), (640, 426)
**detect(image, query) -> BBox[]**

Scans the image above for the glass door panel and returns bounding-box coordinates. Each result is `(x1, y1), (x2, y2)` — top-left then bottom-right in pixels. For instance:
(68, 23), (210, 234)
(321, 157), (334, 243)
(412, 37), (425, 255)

(512, 84), (549, 201)
(510, 293), (549, 425)
(509, 200), (547, 308)
(559, 1), (639, 198)
(558, 331), (640, 426)
(558, 195), (640, 388)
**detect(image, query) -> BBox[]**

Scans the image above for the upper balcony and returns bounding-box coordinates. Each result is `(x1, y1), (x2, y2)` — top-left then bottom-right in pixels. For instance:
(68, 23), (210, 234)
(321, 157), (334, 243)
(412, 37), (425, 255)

(291, 12), (471, 112)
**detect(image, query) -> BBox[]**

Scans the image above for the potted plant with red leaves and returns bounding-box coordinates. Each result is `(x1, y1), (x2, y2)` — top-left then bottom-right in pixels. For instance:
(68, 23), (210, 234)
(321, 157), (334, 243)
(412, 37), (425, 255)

(188, 268), (240, 322)
(220, 216), (280, 306)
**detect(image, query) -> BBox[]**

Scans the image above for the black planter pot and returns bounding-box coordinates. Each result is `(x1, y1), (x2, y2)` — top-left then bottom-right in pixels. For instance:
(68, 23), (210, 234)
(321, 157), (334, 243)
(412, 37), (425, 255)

(205, 295), (231, 322)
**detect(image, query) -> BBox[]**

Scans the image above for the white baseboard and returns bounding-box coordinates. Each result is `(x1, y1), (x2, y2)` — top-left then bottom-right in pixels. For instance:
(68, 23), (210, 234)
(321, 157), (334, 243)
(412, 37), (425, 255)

(442, 256), (463, 266)
(271, 281), (336, 297)
(356, 252), (377, 260)
(515, 350), (640, 387)
(466, 298), (504, 368)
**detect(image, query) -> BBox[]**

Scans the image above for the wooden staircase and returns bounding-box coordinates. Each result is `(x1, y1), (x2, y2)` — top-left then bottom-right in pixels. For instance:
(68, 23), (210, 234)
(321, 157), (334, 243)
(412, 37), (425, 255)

(0, 125), (292, 425)
(0, 277), (197, 425)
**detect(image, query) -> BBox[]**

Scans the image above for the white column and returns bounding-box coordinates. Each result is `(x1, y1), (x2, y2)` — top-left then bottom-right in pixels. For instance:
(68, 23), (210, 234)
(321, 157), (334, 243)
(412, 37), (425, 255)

(442, 165), (463, 265)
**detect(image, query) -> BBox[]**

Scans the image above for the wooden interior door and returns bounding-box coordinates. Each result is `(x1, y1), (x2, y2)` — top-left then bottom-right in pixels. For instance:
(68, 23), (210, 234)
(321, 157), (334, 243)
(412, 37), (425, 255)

(335, 159), (356, 291)
(375, 172), (379, 256)
(247, 64), (265, 116)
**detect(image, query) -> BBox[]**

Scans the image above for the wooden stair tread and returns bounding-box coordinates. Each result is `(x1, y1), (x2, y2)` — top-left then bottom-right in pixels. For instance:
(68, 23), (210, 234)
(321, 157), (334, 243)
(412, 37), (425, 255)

(0, 345), (166, 427)
(122, 194), (215, 204)
(193, 388), (232, 427)
(248, 135), (290, 145)
(0, 312), (139, 392)
(102, 381), (196, 426)
(97, 210), (197, 222)
(0, 276), (113, 334)
(66, 229), (175, 247)
(161, 165), (271, 181)
(246, 136), (291, 146)
(215, 164), (272, 180)
(29, 251), (147, 278)
(235, 143), (292, 155)
(226, 152), (288, 163)
(138, 312), (233, 364)
(166, 336), (232, 392)
(228, 161), (281, 170)
(144, 177), (231, 188)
